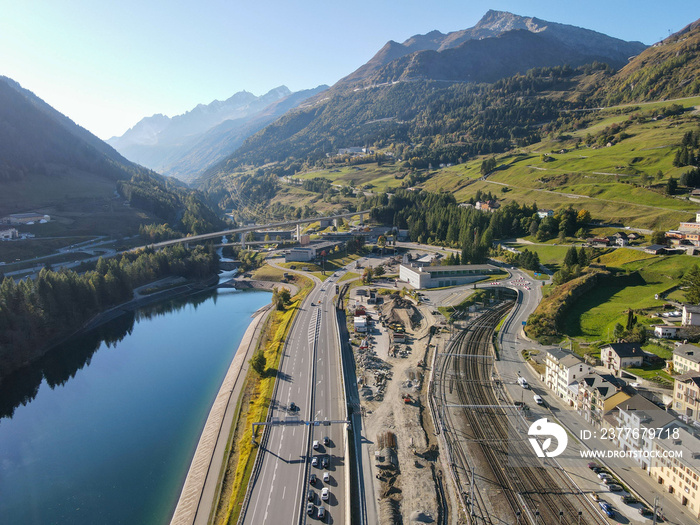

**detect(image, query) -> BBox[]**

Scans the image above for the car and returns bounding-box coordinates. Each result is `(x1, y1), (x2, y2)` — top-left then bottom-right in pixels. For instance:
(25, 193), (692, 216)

(321, 487), (329, 501)
(639, 507), (654, 517)
(289, 401), (297, 412)
(517, 377), (529, 389)
(323, 436), (330, 446)
(313, 440), (320, 449)
(608, 484), (623, 492)
(533, 394), (544, 405)
(323, 471), (330, 483)
(589, 492), (599, 502)
(322, 456), (329, 469)
(307, 502), (314, 515)
(603, 477), (617, 485)
(311, 456), (318, 467)
(587, 462), (599, 469)
(308, 489), (315, 501)
(598, 472), (610, 480)
(599, 501), (615, 518)
(591, 466), (603, 474)
(318, 506), (326, 519)
(622, 495), (638, 505)
(309, 473), (317, 485)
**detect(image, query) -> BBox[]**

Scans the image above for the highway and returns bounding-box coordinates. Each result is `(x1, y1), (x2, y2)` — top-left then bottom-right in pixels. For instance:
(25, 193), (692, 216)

(240, 269), (348, 525)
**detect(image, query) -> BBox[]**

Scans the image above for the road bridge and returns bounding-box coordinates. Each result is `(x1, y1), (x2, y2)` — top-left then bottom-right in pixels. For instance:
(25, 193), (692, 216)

(144, 210), (370, 251)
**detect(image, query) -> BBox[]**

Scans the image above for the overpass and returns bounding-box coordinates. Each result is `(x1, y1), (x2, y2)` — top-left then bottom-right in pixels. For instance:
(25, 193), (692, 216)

(144, 210), (371, 251)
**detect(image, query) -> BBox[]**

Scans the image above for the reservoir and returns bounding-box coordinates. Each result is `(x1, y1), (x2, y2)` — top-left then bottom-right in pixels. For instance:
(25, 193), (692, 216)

(0, 285), (271, 525)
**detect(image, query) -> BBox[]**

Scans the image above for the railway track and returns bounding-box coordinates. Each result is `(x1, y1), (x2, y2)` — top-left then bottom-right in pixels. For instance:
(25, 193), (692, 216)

(433, 302), (608, 525)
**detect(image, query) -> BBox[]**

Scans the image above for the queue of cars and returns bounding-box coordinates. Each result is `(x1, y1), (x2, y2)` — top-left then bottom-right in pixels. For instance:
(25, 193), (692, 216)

(307, 436), (333, 520)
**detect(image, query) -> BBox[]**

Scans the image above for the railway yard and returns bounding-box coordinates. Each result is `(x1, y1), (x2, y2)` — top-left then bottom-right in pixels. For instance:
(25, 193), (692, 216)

(432, 300), (610, 525)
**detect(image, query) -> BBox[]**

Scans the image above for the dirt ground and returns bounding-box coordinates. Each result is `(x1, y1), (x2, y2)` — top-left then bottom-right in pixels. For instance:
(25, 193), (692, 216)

(350, 291), (459, 524)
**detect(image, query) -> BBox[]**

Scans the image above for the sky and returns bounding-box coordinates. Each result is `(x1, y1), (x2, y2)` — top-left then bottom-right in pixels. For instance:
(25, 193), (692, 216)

(1, 1), (698, 140)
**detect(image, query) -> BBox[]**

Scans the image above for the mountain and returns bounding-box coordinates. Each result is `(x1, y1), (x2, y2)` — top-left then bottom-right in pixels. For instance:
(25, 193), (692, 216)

(0, 76), (221, 236)
(157, 85), (328, 182)
(341, 10), (646, 85)
(0, 76), (141, 183)
(108, 85), (327, 181)
(599, 17), (700, 104)
(0, 75), (153, 221)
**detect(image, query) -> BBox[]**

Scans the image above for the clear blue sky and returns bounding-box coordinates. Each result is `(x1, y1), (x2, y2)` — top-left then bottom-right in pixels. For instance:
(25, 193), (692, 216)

(1, 1), (697, 140)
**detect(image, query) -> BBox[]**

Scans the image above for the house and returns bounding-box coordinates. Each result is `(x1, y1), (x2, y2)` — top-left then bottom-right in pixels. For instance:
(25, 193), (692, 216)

(653, 324), (681, 339)
(575, 373), (629, 426)
(645, 244), (667, 254)
(475, 200), (500, 212)
(673, 343), (700, 374)
(588, 237), (611, 246)
(682, 305), (700, 327)
(673, 374), (700, 424)
(537, 209), (554, 219)
(650, 428), (700, 518)
(600, 343), (645, 376)
(544, 349), (593, 406)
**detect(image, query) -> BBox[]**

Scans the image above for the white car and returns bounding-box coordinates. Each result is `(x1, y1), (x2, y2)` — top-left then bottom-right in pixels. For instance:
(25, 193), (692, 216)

(323, 471), (330, 482)
(321, 487), (329, 501)
(311, 456), (318, 467)
(313, 440), (319, 449)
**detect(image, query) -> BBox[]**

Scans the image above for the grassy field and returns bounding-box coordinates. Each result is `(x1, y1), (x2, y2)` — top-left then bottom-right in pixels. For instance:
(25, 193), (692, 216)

(560, 252), (698, 347)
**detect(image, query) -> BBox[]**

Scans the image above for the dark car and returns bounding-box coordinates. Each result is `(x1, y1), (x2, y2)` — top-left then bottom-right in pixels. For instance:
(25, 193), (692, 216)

(322, 456), (329, 469)
(309, 473), (317, 485)
(308, 489), (314, 502)
(323, 436), (330, 446)
(289, 401), (297, 412)
(622, 495), (638, 505)
(587, 462), (599, 469)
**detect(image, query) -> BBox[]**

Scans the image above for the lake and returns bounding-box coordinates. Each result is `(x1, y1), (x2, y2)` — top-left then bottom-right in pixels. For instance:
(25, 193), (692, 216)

(0, 286), (271, 525)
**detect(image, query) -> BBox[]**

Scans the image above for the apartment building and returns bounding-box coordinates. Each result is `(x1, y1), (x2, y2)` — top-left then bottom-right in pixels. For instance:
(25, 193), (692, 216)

(674, 344), (700, 374)
(544, 349), (593, 406)
(673, 374), (700, 423)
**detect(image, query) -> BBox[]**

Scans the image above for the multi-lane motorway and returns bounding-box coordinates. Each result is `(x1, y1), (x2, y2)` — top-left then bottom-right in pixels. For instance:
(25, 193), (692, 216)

(240, 270), (348, 524)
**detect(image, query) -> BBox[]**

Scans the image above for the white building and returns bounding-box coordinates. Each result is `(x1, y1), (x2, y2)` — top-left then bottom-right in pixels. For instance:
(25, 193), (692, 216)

(653, 324), (680, 339)
(544, 349), (593, 406)
(682, 305), (700, 327)
(0, 228), (18, 240)
(613, 395), (677, 471)
(398, 264), (499, 289)
(354, 316), (367, 333)
(674, 344), (700, 375)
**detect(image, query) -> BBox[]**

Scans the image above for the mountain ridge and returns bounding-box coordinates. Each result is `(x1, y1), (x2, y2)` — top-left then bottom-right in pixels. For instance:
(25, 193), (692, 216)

(340, 10), (646, 85)
(108, 84), (327, 180)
